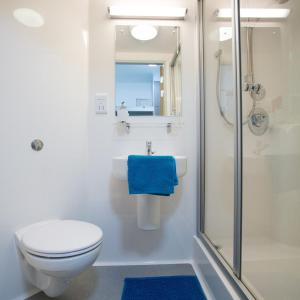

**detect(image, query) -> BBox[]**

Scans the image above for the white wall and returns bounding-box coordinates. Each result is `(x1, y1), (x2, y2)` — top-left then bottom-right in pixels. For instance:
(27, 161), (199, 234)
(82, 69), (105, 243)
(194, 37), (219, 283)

(0, 1), (89, 299)
(87, 0), (198, 264)
(0, 0), (198, 299)
(269, 0), (300, 246)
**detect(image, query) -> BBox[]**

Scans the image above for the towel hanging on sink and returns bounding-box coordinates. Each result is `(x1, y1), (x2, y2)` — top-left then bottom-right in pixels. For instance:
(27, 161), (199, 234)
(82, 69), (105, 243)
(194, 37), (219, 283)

(127, 155), (178, 196)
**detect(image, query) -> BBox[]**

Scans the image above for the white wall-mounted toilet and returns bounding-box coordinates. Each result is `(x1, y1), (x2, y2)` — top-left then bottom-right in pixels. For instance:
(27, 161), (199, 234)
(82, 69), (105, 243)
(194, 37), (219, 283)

(15, 220), (103, 297)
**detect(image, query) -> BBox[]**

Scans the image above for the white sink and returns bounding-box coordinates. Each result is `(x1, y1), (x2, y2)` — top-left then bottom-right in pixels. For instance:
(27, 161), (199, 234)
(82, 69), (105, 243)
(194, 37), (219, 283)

(112, 154), (187, 230)
(112, 155), (187, 181)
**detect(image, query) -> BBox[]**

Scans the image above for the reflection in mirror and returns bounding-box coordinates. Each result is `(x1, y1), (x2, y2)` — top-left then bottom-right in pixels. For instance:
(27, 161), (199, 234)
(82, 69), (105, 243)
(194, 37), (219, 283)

(115, 25), (182, 117)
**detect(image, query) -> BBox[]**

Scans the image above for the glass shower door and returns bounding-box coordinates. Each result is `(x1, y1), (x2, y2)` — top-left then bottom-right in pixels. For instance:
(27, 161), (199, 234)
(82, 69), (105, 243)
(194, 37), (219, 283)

(202, 0), (235, 269)
(240, 0), (300, 299)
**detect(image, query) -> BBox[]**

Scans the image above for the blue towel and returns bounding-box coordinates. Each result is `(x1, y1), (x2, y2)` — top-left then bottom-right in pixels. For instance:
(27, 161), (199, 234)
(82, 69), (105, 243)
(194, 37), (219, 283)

(128, 155), (178, 196)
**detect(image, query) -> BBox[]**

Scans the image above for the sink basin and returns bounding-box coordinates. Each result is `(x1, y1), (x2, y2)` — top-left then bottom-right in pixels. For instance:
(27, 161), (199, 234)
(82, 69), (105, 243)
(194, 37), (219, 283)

(112, 155), (187, 181)
(112, 154), (187, 230)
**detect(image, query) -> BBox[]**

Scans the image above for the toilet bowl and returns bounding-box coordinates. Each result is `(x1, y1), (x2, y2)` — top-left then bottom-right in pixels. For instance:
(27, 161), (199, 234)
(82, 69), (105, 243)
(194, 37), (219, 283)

(15, 220), (103, 297)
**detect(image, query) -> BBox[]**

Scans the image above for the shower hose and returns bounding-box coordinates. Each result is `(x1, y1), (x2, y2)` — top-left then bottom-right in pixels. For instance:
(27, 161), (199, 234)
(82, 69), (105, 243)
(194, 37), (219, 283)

(215, 27), (257, 127)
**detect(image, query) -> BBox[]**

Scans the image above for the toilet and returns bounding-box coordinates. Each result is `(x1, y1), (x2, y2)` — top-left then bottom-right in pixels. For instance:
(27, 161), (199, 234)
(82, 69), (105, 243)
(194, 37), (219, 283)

(15, 220), (103, 297)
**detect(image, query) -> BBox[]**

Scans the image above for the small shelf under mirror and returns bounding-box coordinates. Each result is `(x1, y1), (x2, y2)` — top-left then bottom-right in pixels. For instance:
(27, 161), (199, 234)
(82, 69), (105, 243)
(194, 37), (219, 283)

(115, 120), (183, 133)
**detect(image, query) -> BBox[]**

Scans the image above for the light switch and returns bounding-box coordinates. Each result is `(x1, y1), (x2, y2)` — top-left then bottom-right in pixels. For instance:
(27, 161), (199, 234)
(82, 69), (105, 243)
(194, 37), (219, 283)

(95, 93), (107, 114)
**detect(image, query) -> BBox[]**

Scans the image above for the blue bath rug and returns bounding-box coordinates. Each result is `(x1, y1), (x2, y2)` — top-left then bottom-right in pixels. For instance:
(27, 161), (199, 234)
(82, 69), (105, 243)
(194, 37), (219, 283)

(121, 275), (206, 300)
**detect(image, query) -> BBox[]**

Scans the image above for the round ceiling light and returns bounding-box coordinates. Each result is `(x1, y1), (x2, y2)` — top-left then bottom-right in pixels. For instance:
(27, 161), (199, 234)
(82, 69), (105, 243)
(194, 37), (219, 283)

(13, 8), (44, 28)
(130, 25), (158, 41)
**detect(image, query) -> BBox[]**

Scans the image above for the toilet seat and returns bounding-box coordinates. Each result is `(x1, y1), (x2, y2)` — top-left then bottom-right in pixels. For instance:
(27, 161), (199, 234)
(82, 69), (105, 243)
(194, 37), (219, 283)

(21, 220), (103, 258)
(26, 240), (103, 258)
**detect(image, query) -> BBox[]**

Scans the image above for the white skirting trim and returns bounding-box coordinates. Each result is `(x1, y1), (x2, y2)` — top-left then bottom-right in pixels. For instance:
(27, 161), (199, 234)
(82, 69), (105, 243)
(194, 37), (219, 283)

(93, 259), (193, 267)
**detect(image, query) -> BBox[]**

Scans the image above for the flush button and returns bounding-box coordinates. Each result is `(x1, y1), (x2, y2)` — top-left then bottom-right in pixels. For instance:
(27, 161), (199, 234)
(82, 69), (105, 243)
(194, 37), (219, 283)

(31, 139), (44, 151)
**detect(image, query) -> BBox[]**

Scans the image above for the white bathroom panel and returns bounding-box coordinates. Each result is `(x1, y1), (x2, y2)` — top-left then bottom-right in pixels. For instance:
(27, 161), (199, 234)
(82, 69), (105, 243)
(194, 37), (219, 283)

(88, 0), (197, 266)
(0, 0), (198, 299)
(0, 0), (89, 299)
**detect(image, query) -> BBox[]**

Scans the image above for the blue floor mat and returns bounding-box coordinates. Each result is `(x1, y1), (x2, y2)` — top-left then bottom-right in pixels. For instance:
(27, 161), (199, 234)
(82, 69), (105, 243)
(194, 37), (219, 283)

(121, 275), (207, 300)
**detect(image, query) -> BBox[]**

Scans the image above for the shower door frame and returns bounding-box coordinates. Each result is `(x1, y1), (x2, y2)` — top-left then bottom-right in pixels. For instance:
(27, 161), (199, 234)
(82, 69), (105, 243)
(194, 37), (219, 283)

(197, 0), (255, 298)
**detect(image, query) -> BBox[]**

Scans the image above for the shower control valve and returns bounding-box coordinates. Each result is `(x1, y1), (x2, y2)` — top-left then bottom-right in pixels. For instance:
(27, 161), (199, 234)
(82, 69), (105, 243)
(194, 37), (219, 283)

(243, 82), (262, 94)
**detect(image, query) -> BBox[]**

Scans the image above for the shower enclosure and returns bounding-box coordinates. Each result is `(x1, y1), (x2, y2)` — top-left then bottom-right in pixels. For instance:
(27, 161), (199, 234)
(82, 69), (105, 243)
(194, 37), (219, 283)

(198, 0), (300, 299)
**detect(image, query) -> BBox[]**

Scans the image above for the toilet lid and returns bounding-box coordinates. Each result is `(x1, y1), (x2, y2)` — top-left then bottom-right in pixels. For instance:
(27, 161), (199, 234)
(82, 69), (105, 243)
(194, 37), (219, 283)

(21, 220), (103, 256)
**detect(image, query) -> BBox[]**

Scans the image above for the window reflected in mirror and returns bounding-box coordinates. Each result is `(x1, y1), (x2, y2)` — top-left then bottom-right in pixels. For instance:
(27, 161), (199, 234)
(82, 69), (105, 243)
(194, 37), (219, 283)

(115, 25), (182, 117)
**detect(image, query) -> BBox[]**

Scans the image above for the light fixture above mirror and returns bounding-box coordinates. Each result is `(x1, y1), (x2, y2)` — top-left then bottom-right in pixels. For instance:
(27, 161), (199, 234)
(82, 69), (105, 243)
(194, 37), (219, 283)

(130, 25), (158, 41)
(108, 6), (187, 20)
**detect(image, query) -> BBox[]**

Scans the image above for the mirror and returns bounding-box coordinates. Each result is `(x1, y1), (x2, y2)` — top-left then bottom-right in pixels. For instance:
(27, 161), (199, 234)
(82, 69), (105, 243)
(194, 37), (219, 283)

(115, 25), (182, 117)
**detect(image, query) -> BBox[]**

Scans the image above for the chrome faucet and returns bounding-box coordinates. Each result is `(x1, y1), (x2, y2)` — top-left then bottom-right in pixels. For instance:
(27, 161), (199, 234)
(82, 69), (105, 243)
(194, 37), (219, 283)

(146, 141), (155, 156)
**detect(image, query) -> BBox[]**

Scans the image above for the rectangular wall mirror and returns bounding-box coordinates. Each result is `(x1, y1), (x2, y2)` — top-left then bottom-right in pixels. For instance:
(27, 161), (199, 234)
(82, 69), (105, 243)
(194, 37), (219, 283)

(115, 25), (182, 117)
